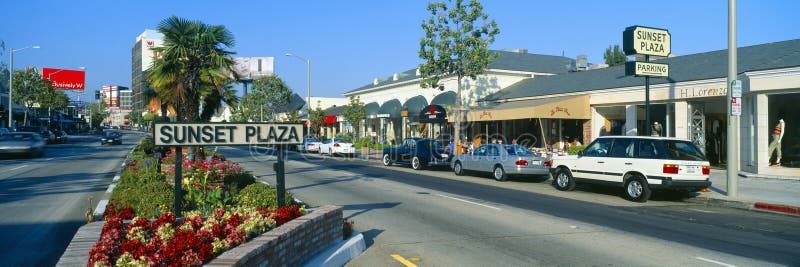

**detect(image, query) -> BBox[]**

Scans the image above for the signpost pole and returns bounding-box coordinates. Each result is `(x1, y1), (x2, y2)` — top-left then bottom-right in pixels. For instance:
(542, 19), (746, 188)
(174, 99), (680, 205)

(645, 55), (651, 136)
(173, 103), (183, 216)
(726, 0), (739, 196)
(275, 145), (286, 208)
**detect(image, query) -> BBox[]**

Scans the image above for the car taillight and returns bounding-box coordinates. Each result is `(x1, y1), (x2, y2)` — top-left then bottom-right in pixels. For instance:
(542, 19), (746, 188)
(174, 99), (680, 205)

(334, 143), (340, 147)
(544, 160), (552, 167)
(702, 165), (710, 175)
(663, 164), (679, 174)
(515, 159), (528, 166)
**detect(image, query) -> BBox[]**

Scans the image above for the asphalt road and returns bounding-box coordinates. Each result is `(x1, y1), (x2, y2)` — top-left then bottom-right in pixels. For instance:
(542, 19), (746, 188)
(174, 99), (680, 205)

(0, 131), (143, 266)
(219, 146), (800, 267)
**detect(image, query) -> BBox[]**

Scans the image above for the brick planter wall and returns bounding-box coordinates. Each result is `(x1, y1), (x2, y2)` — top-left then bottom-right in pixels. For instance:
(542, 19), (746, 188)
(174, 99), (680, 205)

(57, 205), (343, 267)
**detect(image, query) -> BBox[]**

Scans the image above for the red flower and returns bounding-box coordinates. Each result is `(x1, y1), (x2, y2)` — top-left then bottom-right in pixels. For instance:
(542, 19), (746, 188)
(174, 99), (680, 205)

(272, 205), (303, 226)
(225, 213), (242, 228)
(119, 206), (135, 220)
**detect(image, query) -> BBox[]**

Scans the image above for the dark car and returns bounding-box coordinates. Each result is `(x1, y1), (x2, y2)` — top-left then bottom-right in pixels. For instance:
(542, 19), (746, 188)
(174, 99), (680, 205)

(0, 132), (46, 158)
(18, 126), (54, 143)
(382, 138), (451, 170)
(53, 130), (69, 143)
(101, 131), (122, 145)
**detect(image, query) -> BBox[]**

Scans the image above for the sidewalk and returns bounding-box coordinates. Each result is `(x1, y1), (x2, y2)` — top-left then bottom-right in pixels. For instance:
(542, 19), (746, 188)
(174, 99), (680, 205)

(685, 169), (799, 215)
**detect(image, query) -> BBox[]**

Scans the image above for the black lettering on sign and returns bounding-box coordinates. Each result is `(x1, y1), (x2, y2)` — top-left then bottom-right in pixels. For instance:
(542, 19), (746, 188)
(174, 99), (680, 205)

(278, 126), (288, 141)
(174, 126), (186, 144)
(215, 126), (226, 143)
(257, 126), (267, 142)
(187, 126), (200, 144)
(246, 126), (256, 142)
(202, 126), (214, 143)
(226, 126), (237, 143)
(160, 126), (173, 144)
(287, 127), (299, 142)
(268, 126), (278, 141)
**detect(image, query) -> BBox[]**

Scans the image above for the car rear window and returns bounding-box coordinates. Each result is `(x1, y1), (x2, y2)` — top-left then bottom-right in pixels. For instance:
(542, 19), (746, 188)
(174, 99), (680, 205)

(505, 145), (533, 156)
(663, 140), (707, 161)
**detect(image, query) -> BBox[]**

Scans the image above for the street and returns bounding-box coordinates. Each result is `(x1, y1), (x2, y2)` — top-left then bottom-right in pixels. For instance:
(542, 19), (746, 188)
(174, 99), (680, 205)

(219, 146), (800, 266)
(0, 132), (143, 266)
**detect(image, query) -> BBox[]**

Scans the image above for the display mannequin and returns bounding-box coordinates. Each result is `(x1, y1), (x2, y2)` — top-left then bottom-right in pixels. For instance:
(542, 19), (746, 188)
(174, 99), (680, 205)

(768, 117), (786, 166)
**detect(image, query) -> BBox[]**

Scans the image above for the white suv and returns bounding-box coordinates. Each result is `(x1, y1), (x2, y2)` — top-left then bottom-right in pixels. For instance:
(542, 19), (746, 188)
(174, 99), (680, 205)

(550, 136), (711, 202)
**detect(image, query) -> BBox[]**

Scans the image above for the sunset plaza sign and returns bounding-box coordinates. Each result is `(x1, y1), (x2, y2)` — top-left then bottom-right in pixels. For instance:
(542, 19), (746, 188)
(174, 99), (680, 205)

(154, 122), (303, 146)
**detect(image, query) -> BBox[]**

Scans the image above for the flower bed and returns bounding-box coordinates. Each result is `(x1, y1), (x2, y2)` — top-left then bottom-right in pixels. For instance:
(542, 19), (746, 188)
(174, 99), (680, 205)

(89, 204), (305, 266)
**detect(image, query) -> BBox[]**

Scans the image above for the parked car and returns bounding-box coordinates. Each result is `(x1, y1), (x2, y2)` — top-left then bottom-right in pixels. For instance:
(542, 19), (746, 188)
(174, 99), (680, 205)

(0, 128), (9, 137)
(319, 137), (355, 156)
(0, 132), (45, 158)
(383, 138), (451, 170)
(18, 126), (54, 143)
(53, 130), (69, 143)
(451, 144), (550, 181)
(298, 138), (322, 153)
(100, 131), (122, 145)
(550, 136), (711, 202)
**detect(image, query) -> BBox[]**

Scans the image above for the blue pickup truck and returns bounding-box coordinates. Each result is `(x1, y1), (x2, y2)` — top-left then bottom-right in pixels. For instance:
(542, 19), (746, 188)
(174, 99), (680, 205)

(382, 138), (452, 170)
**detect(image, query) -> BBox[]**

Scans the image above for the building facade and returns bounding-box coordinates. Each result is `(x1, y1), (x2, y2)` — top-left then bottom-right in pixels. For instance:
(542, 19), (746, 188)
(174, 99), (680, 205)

(131, 29), (164, 112)
(478, 39), (800, 176)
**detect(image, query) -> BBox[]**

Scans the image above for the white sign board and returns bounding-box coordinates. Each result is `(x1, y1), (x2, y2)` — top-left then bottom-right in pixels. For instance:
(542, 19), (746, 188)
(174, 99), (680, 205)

(154, 123), (303, 146)
(731, 97), (742, 116)
(233, 57), (275, 81)
(623, 26), (671, 57)
(731, 80), (742, 98)
(626, 61), (669, 77)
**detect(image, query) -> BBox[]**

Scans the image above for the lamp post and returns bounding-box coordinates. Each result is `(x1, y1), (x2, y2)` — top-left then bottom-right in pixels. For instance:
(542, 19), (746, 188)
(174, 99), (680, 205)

(8, 45), (40, 129)
(285, 53), (310, 135)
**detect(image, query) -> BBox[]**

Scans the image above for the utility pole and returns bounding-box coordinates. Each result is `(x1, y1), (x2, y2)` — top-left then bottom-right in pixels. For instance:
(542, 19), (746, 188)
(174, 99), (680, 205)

(726, 0), (740, 196)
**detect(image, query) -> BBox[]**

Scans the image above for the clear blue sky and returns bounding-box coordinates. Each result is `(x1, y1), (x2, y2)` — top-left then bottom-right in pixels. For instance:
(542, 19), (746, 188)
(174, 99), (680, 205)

(1, 0), (798, 102)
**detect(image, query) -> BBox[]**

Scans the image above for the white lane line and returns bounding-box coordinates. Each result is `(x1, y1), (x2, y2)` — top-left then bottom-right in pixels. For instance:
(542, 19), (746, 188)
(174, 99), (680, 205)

(9, 165), (28, 171)
(436, 194), (501, 211)
(45, 157), (56, 161)
(696, 257), (737, 267)
(688, 208), (715, 213)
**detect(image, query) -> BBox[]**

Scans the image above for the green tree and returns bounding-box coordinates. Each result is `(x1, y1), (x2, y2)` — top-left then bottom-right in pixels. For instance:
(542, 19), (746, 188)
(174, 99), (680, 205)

(128, 110), (143, 126)
(147, 16), (237, 124)
(86, 102), (107, 129)
(419, 0), (500, 145)
(231, 75), (292, 122)
(308, 101), (326, 138)
(604, 44), (627, 66)
(11, 68), (51, 125)
(342, 96), (366, 138)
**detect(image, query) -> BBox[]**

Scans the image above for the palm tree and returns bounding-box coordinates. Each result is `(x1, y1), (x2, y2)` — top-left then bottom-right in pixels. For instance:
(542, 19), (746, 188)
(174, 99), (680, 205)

(147, 16), (238, 161)
(147, 16), (237, 123)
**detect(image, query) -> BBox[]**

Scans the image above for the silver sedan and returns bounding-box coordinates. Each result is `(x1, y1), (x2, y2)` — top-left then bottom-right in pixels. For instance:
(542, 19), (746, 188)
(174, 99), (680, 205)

(0, 132), (46, 158)
(451, 144), (550, 181)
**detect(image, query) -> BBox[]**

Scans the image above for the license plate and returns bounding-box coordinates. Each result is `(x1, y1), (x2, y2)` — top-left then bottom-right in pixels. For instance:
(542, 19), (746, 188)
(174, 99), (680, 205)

(441, 154), (449, 158)
(683, 165), (700, 174)
(531, 160), (542, 165)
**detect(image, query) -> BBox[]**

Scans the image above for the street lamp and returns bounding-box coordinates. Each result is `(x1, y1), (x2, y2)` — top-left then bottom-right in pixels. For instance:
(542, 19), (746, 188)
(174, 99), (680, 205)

(7, 45), (40, 129)
(285, 53), (310, 135)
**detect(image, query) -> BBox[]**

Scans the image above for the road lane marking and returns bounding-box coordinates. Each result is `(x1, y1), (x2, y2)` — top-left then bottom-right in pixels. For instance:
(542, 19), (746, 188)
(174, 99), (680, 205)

(436, 194), (501, 211)
(9, 165), (27, 171)
(688, 208), (715, 213)
(391, 254), (418, 267)
(696, 257), (737, 267)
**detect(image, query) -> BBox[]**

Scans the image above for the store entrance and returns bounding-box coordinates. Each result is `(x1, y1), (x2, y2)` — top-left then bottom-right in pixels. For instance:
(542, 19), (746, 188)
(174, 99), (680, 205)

(689, 99), (727, 166)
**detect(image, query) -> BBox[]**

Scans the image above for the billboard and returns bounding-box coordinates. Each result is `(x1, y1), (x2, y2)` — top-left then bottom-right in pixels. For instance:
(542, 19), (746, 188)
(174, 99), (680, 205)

(42, 68), (86, 90)
(233, 57), (274, 81)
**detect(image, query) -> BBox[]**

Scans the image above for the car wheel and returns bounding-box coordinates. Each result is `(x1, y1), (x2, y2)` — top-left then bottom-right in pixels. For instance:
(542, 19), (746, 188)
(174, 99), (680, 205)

(411, 156), (424, 170)
(624, 175), (652, 202)
(493, 165), (508, 181)
(554, 168), (576, 191)
(453, 161), (464, 176)
(382, 154), (393, 166)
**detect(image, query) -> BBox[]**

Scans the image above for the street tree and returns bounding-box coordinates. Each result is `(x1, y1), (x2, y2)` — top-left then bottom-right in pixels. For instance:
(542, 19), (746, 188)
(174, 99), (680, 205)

(604, 44), (627, 66)
(11, 68), (51, 125)
(231, 75), (292, 122)
(86, 102), (107, 129)
(308, 101), (327, 138)
(418, 0), (499, 145)
(342, 96), (366, 139)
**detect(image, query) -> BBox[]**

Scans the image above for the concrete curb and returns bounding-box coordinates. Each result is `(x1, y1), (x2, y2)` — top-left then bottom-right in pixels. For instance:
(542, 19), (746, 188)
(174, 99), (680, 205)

(302, 231), (366, 267)
(685, 195), (800, 217)
(738, 171), (800, 181)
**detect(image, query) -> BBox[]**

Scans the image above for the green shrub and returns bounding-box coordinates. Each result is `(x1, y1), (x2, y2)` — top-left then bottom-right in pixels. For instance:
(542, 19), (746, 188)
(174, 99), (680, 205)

(110, 178), (173, 218)
(225, 171), (255, 196)
(233, 183), (293, 209)
(568, 145), (586, 155)
(136, 137), (155, 155)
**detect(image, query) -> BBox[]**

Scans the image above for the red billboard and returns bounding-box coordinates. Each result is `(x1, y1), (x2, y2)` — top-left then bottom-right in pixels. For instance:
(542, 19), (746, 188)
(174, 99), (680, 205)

(42, 68), (86, 90)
